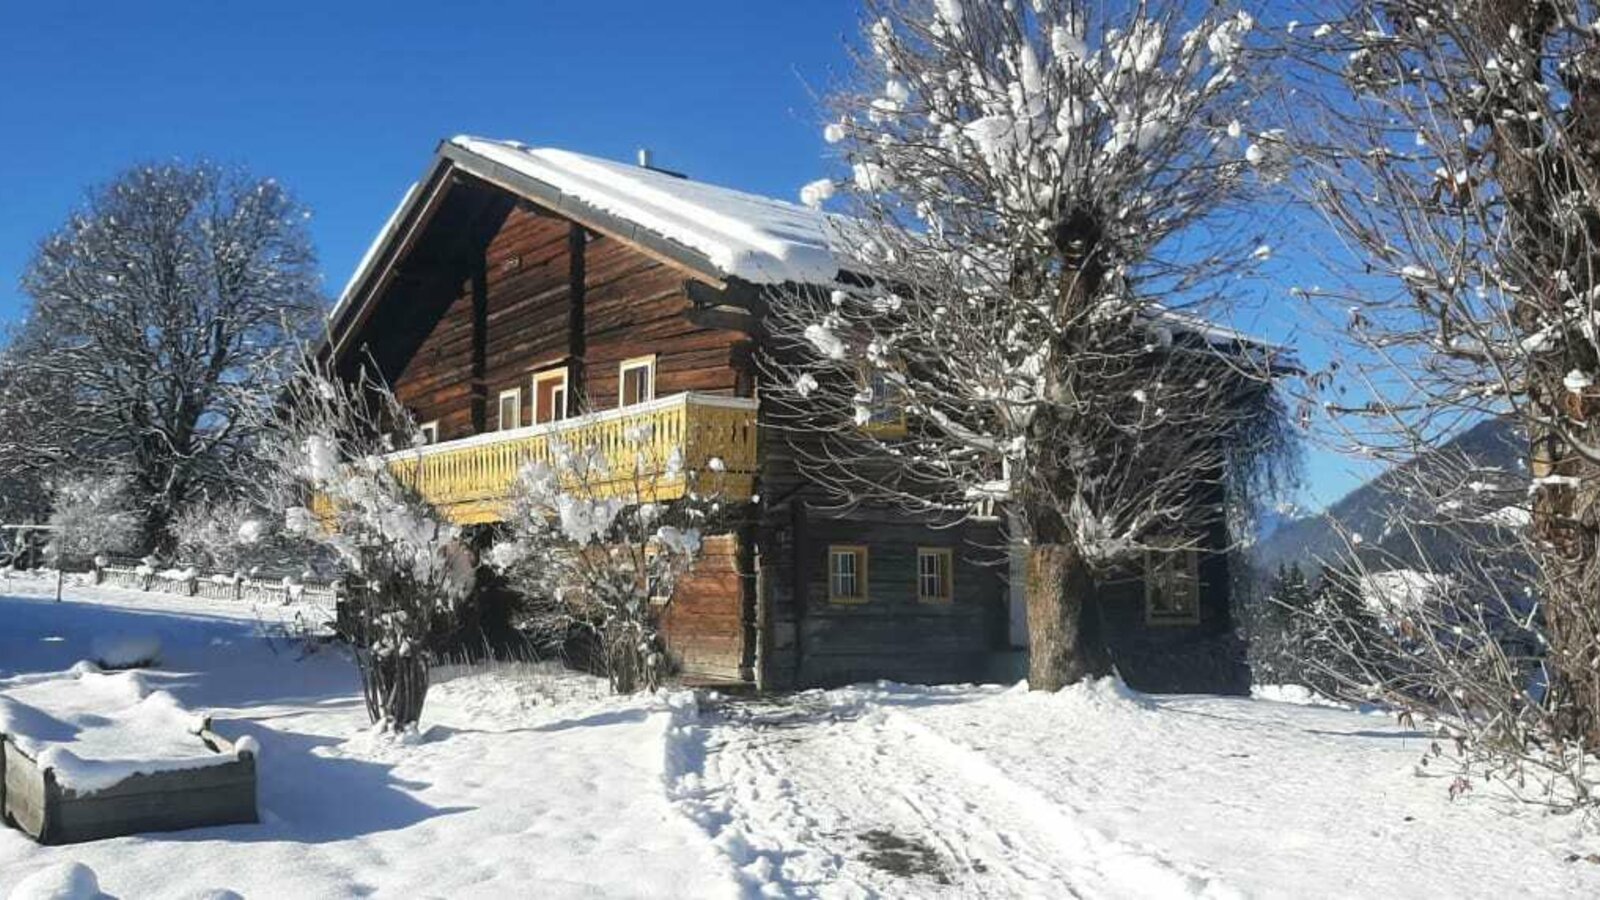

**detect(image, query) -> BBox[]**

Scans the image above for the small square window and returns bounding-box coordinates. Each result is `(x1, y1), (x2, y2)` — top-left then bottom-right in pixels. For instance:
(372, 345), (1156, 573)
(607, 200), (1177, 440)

(1146, 544), (1201, 625)
(828, 544), (869, 604)
(861, 370), (906, 437)
(418, 421), (440, 445)
(916, 547), (953, 603)
(620, 356), (656, 407)
(498, 388), (522, 431)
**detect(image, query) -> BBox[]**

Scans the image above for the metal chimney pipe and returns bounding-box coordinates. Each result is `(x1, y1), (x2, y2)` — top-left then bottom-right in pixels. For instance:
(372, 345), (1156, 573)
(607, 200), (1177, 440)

(637, 148), (652, 169)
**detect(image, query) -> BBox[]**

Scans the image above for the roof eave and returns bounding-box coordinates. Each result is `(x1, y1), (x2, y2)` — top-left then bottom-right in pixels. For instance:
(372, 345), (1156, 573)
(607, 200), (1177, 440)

(437, 141), (730, 288)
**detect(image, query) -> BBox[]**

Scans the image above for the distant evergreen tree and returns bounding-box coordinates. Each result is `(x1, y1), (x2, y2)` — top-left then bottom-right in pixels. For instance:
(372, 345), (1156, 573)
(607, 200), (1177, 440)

(1246, 562), (1316, 685)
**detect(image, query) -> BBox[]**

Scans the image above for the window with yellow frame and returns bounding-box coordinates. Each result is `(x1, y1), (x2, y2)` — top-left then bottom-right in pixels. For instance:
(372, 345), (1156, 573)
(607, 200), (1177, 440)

(859, 369), (906, 438)
(1145, 542), (1201, 626)
(916, 547), (953, 603)
(827, 544), (869, 604)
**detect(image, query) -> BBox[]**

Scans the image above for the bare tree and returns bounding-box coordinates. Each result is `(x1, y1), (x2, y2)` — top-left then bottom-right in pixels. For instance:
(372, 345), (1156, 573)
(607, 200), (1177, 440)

(255, 356), (475, 732)
(490, 423), (726, 694)
(762, 0), (1294, 689)
(4, 163), (323, 551)
(1289, 0), (1600, 775)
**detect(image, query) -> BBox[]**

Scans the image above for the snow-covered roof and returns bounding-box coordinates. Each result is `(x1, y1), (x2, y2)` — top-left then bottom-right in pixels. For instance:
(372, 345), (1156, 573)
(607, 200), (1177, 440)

(451, 136), (852, 286)
(333, 137), (1290, 363)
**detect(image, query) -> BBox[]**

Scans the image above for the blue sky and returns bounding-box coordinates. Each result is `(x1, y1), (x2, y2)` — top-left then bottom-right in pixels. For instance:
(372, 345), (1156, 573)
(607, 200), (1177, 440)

(0, 0), (1372, 510)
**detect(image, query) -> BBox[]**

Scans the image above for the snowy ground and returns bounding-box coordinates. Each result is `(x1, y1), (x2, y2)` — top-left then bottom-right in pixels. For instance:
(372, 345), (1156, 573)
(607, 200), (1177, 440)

(0, 582), (735, 899)
(681, 684), (1600, 898)
(4, 581), (1600, 898)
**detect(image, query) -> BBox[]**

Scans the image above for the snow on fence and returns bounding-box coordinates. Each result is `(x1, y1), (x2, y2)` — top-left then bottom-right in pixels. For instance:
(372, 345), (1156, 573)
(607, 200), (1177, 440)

(92, 560), (338, 610)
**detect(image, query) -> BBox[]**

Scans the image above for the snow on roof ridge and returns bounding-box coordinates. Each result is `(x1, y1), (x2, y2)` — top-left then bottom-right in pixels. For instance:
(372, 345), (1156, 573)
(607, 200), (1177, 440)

(450, 136), (850, 285)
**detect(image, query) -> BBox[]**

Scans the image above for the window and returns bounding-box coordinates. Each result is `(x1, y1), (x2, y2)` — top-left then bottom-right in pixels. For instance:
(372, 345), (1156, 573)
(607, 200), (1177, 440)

(917, 547), (953, 603)
(418, 421), (440, 445)
(533, 367), (569, 425)
(619, 355), (656, 407)
(860, 369), (906, 437)
(828, 544), (869, 604)
(497, 388), (522, 431)
(1145, 544), (1201, 625)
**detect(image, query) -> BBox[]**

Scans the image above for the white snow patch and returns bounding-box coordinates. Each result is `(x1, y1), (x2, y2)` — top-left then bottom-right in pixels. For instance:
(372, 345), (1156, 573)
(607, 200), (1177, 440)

(6, 863), (104, 900)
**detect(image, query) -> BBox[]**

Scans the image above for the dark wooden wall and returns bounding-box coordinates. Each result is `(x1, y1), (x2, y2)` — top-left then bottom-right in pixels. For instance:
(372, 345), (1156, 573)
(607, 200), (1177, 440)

(754, 500), (1010, 690)
(1095, 497), (1250, 695)
(389, 203), (750, 441)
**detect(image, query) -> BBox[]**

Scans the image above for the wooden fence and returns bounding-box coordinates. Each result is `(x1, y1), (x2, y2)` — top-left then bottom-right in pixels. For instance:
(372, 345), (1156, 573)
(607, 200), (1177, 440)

(93, 561), (338, 610)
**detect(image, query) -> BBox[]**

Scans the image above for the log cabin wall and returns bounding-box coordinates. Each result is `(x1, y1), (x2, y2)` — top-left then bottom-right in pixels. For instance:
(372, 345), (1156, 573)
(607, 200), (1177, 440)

(391, 203), (752, 436)
(754, 498), (1010, 690)
(392, 206), (572, 438)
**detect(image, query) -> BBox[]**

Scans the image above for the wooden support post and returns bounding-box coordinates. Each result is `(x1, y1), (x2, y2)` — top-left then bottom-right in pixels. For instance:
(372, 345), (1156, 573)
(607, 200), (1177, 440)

(568, 224), (588, 413)
(470, 253), (489, 434)
(737, 521), (759, 685)
(791, 500), (809, 689)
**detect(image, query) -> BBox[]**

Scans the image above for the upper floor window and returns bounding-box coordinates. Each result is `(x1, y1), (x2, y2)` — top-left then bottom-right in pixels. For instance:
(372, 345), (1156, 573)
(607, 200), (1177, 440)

(418, 420), (440, 446)
(533, 367), (568, 425)
(498, 387), (522, 431)
(620, 355), (656, 407)
(860, 369), (906, 437)
(828, 544), (869, 604)
(916, 547), (953, 603)
(1145, 543), (1201, 626)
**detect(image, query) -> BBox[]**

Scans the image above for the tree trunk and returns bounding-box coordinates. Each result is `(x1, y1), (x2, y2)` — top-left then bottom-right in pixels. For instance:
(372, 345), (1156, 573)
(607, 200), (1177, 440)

(1025, 542), (1112, 691)
(361, 652), (430, 730)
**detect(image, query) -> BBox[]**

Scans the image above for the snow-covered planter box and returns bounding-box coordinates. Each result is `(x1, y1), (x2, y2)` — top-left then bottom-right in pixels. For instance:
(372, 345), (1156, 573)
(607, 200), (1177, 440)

(0, 667), (257, 845)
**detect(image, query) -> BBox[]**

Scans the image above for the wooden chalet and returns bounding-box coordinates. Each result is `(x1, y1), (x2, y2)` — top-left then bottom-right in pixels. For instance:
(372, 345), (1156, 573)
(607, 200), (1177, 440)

(326, 137), (1253, 693)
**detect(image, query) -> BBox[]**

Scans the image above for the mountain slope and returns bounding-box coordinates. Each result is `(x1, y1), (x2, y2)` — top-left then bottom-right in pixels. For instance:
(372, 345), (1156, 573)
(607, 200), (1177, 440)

(1252, 417), (1524, 573)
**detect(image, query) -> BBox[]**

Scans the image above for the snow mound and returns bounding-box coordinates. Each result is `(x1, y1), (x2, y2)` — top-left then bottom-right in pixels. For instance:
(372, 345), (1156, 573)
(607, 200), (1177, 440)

(89, 632), (162, 669)
(6, 863), (104, 900)
(1048, 675), (1157, 712)
(1252, 684), (1346, 709)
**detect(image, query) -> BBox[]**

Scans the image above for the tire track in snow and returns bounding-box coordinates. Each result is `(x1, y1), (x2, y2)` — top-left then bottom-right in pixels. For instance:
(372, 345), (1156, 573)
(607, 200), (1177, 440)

(672, 692), (1225, 899)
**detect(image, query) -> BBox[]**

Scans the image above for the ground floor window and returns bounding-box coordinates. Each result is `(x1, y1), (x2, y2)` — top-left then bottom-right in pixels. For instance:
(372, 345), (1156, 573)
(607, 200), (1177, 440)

(828, 544), (868, 603)
(418, 420), (439, 445)
(917, 547), (953, 603)
(1145, 543), (1201, 625)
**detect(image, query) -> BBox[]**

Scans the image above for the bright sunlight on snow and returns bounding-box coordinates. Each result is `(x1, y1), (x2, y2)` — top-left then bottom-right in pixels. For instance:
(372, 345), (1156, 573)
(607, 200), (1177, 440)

(4, 581), (1598, 897)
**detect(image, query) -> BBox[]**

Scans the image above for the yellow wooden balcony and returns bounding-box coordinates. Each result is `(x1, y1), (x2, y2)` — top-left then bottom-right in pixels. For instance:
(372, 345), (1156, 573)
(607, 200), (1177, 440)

(359, 392), (758, 525)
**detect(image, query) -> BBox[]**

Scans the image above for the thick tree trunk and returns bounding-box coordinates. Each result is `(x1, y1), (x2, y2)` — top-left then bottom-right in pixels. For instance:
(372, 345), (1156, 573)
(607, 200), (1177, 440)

(1025, 543), (1112, 691)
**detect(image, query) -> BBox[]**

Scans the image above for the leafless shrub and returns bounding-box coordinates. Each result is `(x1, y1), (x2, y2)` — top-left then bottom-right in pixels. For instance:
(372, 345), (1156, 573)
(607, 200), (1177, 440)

(489, 423), (726, 694)
(250, 353), (475, 732)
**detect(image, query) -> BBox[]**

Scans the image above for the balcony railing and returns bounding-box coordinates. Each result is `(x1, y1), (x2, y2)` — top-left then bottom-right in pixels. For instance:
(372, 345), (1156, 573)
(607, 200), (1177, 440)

(374, 392), (759, 525)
